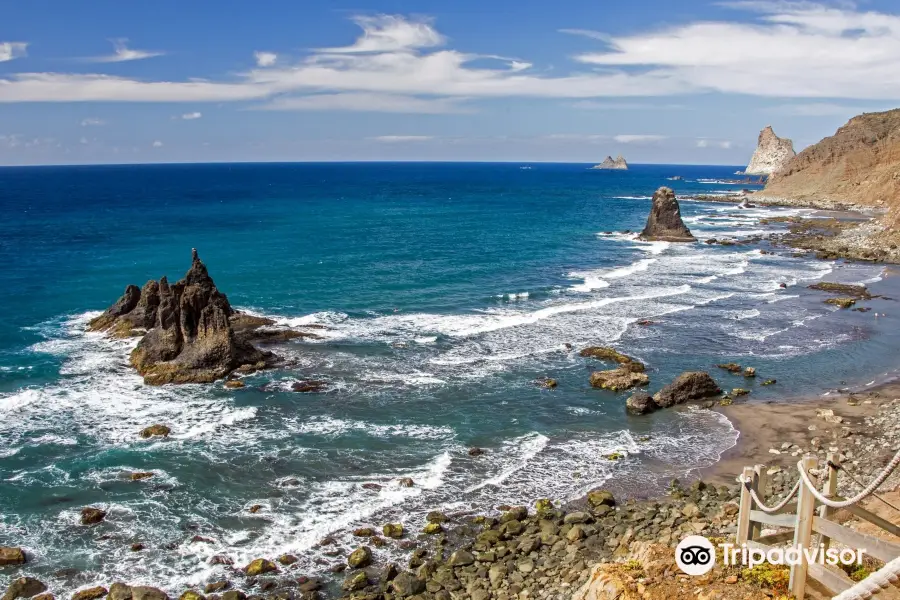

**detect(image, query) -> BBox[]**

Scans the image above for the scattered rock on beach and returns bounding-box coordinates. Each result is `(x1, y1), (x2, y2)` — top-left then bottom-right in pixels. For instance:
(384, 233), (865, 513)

(291, 379), (327, 393)
(825, 297), (857, 309)
(397, 477), (414, 487)
(243, 558), (277, 576)
(347, 546), (372, 569)
(638, 187), (696, 242)
(468, 447), (485, 456)
(71, 587), (108, 600)
(716, 362), (742, 373)
(3, 577), (47, 600)
(625, 391), (658, 415)
(653, 371), (721, 408)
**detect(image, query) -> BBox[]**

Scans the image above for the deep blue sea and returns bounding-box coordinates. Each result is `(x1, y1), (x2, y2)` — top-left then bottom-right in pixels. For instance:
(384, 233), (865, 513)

(1, 162), (898, 594)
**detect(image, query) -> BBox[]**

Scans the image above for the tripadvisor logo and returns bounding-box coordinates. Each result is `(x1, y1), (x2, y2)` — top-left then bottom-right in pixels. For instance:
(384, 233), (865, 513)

(675, 535), (866, 576)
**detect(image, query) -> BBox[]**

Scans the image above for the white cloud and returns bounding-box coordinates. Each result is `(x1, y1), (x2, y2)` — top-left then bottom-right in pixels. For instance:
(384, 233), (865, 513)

(541, 134), (607, 142)
(79, 137), (88, 145)
(696, 139), (733, 149)
(180, 111), (202, 120)
(258, 93), (471, 113)
(255, 51), (278, 67)
(318, 15), (445, 53)
(369, 135), (435, 142)
(570, 100), (687, 110)
(0, 42), (28, 62)
(80, 117), (105, 126)
(573, 2), (900, 99)
(88, 38), (164, 63)
(4, 5), (900, 107)
(613, 134), (667, 143)
(152, 140), (163, 147)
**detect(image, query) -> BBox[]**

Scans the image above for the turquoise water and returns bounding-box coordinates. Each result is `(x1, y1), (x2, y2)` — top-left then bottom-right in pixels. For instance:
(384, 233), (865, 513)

(1, 162), (897, 594)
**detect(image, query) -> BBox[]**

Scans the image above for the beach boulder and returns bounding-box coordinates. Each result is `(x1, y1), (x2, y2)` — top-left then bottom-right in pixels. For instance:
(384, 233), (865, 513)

(0, 547), (26, 566)
(653, 371), (721, 408)
(638, 187), (696, 242)
(625, 391), (658, 415)
(3, 577), (47, 600)
(590, 368), (649, 391)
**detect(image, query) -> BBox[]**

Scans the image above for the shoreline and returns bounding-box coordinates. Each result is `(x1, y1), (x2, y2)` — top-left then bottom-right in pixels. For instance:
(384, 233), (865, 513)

(5, 194), (900, 600)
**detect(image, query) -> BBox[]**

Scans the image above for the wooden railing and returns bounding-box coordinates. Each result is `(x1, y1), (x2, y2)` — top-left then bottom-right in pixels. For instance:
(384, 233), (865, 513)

(735, 451), (900, 599)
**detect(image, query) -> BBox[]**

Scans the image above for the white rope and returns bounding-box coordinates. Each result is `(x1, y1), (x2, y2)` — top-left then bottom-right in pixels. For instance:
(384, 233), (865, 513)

(832, 556), (900, 600)
(740, 476), (802, 513)
(798, 449), (900, 509)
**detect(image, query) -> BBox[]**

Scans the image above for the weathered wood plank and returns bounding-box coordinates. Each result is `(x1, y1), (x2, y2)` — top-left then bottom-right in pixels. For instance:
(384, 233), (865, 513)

(749, 510), (797, 529)
(790, 455), (818, 599)
(807, 562), (853, 594)
(812, 516), (900, 563)
(843, 504), (900, 538)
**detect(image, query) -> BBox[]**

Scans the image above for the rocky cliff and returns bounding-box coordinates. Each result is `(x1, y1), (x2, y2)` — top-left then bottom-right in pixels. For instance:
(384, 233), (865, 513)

(745, 126), (795, 175)
(89, 249), (276, 385)
(591, 155), (628, 170)
(638, 187), (695, 242)
(758, 109), (900, 228)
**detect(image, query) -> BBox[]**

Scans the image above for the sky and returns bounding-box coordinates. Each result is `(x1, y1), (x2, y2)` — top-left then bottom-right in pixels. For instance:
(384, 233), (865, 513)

(2, 0), (900, 166)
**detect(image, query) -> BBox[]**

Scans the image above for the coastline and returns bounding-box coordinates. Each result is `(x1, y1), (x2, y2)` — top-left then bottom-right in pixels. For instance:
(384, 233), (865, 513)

(5, 190), (900, 600)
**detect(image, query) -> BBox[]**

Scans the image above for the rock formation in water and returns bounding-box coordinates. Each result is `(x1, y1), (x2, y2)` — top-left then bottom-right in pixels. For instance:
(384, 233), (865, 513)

(638, 187), (696, 242)
(89, 249), (277, 385)
(591, 155), (628, 170)
(745, 125), (795, 175)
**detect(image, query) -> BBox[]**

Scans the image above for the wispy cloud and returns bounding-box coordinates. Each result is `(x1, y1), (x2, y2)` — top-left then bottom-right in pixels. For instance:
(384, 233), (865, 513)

(369, 135), (435, 142)
(151, 140), (163, 147)
(258, 93), (471, 114)
(318, 15), (445, 53)
(696, 139), (733, 149)
(4, 4), (900, 107)
(570, 100), (687, 111)
(0, 42), (28, 62)
(179, 111), (202, 120)
(254, 51), (277, 67)
(88, 39), (164, 63)
(80, 117), (105, 126)
(613, 134), (667, 143)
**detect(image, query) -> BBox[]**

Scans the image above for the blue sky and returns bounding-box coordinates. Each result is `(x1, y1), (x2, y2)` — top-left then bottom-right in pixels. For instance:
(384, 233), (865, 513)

(2, 0), (899, 165)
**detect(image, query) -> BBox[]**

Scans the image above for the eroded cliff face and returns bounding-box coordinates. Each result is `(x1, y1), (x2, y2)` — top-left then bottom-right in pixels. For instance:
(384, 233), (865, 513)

(745, 126), (796, 175)
(758, 109), (900, 224)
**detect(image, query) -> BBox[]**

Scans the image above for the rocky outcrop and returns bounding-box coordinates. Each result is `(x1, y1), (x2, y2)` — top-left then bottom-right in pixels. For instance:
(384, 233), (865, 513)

(638, 187), (695, 242)
(625, 391), (657, 415)
(589, 369), (649, 391)
(591, 155), (628, 170)
(757, 109), (900, 228)
(745, 125), (795, 175)
(653, 371), (721, 408)
(0, 547), (25, 566)
(90, 250), (276, 385)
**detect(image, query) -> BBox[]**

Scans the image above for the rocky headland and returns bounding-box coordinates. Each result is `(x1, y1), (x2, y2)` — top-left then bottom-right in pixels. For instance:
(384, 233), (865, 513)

(590, 156), (628, 170)
(743, 126), (795, 176)
(638, 187), (695, 243)
(88, 250), (303, 385)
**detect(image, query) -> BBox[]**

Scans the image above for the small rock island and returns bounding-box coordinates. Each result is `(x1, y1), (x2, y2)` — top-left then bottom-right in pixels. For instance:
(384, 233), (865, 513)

(590, 155), (628, 170)
(638, 187), (696, 242)
(89, 249), (292, 385)
(745, 125), (795, 175)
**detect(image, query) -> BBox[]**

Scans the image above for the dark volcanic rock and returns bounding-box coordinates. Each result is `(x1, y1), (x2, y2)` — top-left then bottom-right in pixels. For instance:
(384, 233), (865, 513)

(92, 249), (275, 385)
(638, 187), (696, 242)
(653, 371), (721, 408)
(80, 507), (107, 525)
(625, 391), (658, 415)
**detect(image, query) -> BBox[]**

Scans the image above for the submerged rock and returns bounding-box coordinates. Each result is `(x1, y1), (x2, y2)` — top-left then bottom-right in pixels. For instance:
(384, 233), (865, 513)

(716, 363), (742, 373)
(808, 282), (871, 298)
(140, 424), (170, 439)
(80, 507), (106, 525)
(825, 297), (857, 309)
(579, 347), (645, 372)
(291, 379), (327, 393)
(653, 371), (721, 408)
(91, 250), (275, 385)
(638, 187), (696, 242)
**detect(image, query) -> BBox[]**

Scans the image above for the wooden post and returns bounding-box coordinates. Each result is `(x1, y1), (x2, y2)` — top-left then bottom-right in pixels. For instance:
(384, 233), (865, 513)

(737, 466), (755, 545)
(790, 455), (819, 600)
(750, 464), (768, 540)
(819, 452), (840, 551)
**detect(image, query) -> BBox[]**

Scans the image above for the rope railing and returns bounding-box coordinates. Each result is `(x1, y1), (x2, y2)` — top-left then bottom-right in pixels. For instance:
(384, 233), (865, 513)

(742, 478), (801, 513)
(798, 449), (900, 509)
(832, 556), (900, 600)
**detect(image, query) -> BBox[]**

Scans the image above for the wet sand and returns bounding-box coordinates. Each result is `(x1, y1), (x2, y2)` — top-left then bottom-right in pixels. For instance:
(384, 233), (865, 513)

(700, 382), (900, 486)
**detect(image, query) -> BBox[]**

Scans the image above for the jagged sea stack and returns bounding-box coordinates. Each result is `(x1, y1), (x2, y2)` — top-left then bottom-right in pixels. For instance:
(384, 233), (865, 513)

(89, 249), (275, 385)
(745, 125), (795, 175)
(638, 187), (695, 242)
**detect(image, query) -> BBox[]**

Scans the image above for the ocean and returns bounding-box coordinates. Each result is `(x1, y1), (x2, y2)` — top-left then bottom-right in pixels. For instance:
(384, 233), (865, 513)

(1, 162), (898, 594)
